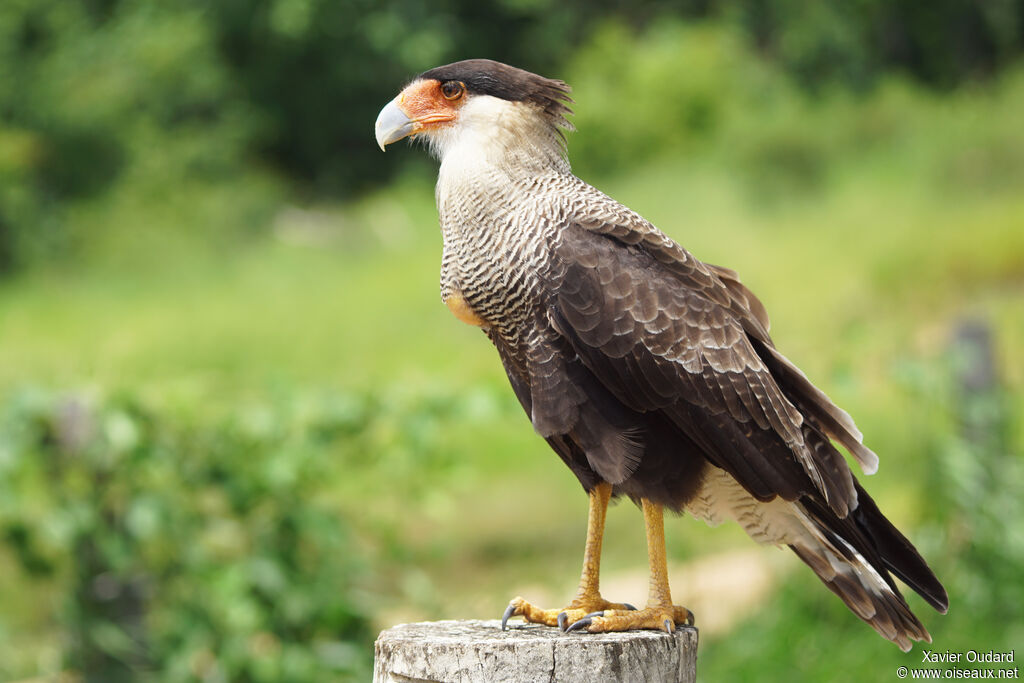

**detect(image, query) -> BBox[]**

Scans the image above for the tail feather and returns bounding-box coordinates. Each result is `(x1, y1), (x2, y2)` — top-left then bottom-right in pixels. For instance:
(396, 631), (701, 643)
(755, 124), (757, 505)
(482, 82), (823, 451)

(850, 482), (949, 613)
(687, 466), (945, 651)
(789, 533), (929, 651)
(793, 490), (946, 651)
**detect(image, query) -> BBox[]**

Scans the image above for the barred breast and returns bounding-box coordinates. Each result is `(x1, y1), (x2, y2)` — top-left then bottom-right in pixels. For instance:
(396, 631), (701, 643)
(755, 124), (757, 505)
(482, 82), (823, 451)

(437, 168), (568, 354)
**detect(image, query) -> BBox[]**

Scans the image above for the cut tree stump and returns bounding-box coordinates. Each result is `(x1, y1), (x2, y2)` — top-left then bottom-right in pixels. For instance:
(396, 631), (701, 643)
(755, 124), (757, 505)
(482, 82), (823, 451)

(373, 619), (698, 683)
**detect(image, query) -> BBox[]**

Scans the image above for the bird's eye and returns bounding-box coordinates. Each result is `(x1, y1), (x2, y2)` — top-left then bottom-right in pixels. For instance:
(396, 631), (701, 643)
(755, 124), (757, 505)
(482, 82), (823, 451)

(441, 81), (465, 100)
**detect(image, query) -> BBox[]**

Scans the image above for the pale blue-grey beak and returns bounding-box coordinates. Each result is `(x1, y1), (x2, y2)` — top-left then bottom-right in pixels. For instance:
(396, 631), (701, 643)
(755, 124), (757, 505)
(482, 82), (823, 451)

(375, 98), (416, 151)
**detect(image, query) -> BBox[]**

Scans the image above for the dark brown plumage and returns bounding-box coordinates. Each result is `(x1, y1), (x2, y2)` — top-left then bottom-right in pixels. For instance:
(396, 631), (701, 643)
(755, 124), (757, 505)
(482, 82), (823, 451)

(375, 58), (947, 649)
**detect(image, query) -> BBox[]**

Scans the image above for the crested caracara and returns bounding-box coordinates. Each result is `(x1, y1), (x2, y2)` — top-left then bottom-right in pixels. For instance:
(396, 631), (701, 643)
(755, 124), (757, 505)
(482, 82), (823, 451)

(374, 59), (947, 649)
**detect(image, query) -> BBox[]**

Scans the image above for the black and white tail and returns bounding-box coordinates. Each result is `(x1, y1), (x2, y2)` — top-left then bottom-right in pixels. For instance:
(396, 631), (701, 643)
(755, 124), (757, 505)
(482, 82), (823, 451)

(687, 468), (948, 650)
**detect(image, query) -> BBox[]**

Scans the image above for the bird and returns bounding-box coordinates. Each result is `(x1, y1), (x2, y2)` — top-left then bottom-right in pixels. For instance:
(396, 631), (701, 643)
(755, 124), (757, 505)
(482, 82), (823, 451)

(374, 58), (947, 649)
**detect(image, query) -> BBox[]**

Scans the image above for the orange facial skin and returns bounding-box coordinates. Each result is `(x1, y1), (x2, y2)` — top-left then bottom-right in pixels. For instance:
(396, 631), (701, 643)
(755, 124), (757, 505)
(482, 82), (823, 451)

(396, 79), (465, 132)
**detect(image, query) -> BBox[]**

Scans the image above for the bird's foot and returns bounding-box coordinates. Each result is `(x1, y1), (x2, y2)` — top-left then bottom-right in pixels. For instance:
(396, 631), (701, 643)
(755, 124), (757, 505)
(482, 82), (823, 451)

(501, 595), (637, 631)
(565, 604), (694, 634)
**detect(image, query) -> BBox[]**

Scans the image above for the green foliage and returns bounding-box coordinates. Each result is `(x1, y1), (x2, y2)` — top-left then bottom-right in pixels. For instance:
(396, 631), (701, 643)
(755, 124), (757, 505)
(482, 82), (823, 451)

(0, 0), (271, 273)
(567, 20), (1024, 206)
(203, 0), (606, 194)
(566, 21), (795, 177)
(936, 325), (1024, 626)
(0, 0), (640, 270)
(3, 0), (1024, 271)
(0, 389), (377, 681)
(202, 0), (1024, 194)
(733, 0), (1024, 89)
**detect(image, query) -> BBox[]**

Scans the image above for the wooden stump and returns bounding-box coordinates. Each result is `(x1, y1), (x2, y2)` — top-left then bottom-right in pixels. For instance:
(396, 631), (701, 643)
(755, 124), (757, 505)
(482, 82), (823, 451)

(373, 619), (698, 683)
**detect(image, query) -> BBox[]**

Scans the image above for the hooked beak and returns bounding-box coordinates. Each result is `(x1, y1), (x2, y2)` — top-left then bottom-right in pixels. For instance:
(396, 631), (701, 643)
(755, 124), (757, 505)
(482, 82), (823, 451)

(375, 98), (416, 151)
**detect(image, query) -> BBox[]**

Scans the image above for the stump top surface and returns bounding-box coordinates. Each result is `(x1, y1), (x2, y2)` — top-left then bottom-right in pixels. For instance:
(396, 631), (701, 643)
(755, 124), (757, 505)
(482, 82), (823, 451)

(374, 619), (698, 683)
(380, 618), (697, 645)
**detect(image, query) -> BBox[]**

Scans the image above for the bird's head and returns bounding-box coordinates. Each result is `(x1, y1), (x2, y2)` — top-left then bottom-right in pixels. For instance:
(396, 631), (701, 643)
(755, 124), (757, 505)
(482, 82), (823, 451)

(375, 59), (573, 166)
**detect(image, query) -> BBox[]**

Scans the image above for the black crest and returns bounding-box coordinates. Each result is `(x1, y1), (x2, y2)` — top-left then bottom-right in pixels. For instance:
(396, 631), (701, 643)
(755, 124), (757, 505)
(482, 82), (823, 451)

(419, 59), (573, 124)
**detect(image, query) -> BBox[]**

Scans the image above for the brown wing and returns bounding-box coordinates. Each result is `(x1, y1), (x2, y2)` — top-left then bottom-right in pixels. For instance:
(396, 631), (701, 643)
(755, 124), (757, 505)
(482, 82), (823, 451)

(545, 220), (860, 516)
(569, 183), (878, 477)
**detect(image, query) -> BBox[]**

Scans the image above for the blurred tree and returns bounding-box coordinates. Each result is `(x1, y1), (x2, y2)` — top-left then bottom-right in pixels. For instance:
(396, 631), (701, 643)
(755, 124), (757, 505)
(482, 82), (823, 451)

(735, 0), (1024, 89)
(202, 0), (1024, 194)
(202, 0), (696, 195)
(0, 0), (260, 273)
(1, 0), (1022, 271)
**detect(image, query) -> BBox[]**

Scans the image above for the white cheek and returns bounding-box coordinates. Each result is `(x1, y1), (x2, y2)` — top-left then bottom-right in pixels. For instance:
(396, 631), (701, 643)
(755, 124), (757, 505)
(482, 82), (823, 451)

(428, 96), (523, 162)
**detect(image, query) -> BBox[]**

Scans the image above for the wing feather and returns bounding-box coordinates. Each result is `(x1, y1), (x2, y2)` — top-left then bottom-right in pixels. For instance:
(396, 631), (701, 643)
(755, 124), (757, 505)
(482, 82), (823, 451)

(547, 220), (854, 514)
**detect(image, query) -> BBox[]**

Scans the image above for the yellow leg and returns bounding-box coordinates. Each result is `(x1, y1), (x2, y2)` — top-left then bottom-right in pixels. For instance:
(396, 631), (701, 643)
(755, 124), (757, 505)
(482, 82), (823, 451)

(645, 499), (673, 610)
(574, 480), (611, 600)
(502, 482), (635, 630)
(568, 499), (693, 633)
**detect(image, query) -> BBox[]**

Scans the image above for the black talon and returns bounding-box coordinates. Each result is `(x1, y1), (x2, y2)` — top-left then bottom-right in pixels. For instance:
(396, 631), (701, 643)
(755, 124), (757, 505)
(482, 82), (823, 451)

(623, 603), (637, 611)
(557, 611), (568, 631)
(501, 603), (517, 631)
(685, 610), (695, 627)
(566, 616), (592, 633)
(581, 610), (605, 620)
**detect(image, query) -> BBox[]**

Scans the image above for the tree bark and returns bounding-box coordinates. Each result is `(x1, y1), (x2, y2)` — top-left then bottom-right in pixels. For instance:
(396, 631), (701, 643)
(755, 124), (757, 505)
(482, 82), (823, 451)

(374, 619), (698, 683)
